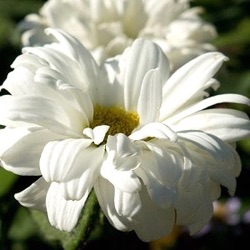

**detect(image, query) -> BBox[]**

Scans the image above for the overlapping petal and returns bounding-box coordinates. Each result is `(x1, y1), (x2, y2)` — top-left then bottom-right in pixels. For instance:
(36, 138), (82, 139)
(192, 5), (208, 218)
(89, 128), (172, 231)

(175, 182), (213, 234)
(178, 131), (241, 195)
(172, 108), (250, 142)
(165, 93), (250, 124)
(40, 138), (93, 182)
(0, 126), (63, 176)
(59, 145), (105, 200)
(94, 177), (134, 231)
(137, 69), (162, 124)
(14, 177), (50, 212)
(160, 52), (228, 120)
(119, 38), (170, 111)
(100, 134), (141, 193)
(46, 182), (86, 232)
(132, 186), (175, 242)
(0, 95), (86, 136)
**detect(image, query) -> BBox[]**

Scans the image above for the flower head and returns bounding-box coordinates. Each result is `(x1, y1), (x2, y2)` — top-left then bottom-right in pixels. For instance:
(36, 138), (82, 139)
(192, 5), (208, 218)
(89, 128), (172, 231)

(19, 0), (217, 71)
(0, 29), (249, 242)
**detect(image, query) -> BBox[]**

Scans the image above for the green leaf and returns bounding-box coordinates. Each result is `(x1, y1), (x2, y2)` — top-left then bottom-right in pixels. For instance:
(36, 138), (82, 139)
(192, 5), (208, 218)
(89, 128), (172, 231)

(0, 167), (18, 197)
(8, 207), (39, 241)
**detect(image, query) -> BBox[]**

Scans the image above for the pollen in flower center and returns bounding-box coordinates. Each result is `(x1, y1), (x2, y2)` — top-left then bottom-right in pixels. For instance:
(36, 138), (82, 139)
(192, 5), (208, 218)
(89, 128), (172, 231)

(90, 105), (140, 136)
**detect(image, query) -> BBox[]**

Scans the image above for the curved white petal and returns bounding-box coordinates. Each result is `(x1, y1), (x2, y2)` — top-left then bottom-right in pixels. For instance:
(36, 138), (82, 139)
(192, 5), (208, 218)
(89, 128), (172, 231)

(137, 140), (182, 187)
(135, 167), (177, 208)
(0, 95), (87, 136)
(137, 69), (162, 124)
(34, 68), (94, 120)
(45, 29), (110, 103)
(114, 188), (141, 217)
(2, 55), (46, 96)
(94, 177), (133, 231)
(133, 186), (175, 242)
(0, 126), (62, 176)
(165, 93), (250, 124)
(83, 125), (109, 145)
(121, 38), (170, 111)
(14, 177), (49, 212)
(46, 182), (85, 232)
(101, 134), (141, 192)
(56, 86), (94, 121)
(130, 122), (177, 141)
(59, 145), (105, 200)
(100, 163), (141, 193)
(160, 52), (228, 120)
(179, 131), (241, 195)
(175, 183), (213, 234)
(3, 62), (93, 123)
(106, 134), (140, 170)
(145, 0), (188, 28)
(99, 60), (125, 107)
(172, 108), (250, 142)
(40, 138), (93, 182)
(24, 28), (103, 94)
(59, 170), (93, 201)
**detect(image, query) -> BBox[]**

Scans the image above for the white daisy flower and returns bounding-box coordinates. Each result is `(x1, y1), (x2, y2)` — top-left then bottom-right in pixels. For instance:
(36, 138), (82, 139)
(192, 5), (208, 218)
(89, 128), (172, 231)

(0, 29), (249, 242)
(19, 0), (217, 71)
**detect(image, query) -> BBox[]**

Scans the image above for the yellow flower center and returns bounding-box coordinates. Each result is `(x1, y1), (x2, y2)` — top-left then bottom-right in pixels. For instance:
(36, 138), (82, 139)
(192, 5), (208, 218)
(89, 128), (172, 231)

(90, 105), (140, 136)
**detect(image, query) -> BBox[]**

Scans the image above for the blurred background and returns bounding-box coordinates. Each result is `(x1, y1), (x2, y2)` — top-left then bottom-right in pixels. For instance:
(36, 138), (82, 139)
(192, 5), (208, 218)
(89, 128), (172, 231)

(0, 0), (250, 249)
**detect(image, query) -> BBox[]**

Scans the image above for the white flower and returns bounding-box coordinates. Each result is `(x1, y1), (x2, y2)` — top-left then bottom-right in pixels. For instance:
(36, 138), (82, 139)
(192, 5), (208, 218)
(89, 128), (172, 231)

(0, 29), (249, 242)
(19, 0), (217, 71)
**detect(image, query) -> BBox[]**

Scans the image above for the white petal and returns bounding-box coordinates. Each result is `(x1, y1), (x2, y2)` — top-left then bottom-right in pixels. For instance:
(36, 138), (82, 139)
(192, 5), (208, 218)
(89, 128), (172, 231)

(100, 163), (141, 193)
(2, 56), (45, 96)
(135, 167), (176, 208)
(46, 182), (85, 232)
(99, 60), (125, 107)
(106, 134), (140, 170)
(165, 93), (250, 124)
(175, 183), (213, 234)
(83, 125), (110, 145)
(137, 69), (162, 124)
(0, 95), (86, 136)
(145, 0), (188, 28)
(130, 122), (177, 141)
(133, 186), (175, 242)
(59, 145), (105, 200)
(122, 0), (147, 38)
(3, 62), (93, 123)
(100, 135), (141, 192)
(40, 138), (93, 182)
(45, 29), (110, 103)
(14, 177), (49, 212)
(0, 126), (62, 176)
(137, 140), (182, 187)
(114, 188), (141, 217)
(160, 52), (228, 120)
(179, 131), (241, 195)
(34, 68), (94, 120)
(57, 86), (94, 121)
(25, 28), (103, 94)
(94, 177), (133, 231)
(121, 38), (170, 111)
(172, 108), (250, 142)
(59, 170), (93, 201)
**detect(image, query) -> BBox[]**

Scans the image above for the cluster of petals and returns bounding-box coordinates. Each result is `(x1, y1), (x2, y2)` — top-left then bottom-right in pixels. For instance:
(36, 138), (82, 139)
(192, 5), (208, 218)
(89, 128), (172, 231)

(0, 29), (249, 242)
(19, 0), (217, 71)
